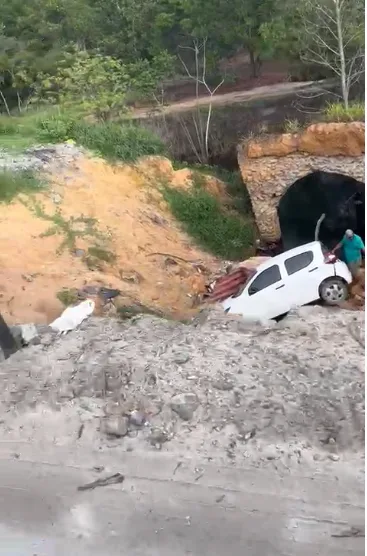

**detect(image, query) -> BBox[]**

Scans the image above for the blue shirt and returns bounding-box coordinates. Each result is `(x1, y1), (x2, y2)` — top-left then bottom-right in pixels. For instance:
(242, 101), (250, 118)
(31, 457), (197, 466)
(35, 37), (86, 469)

(341, 234), (364, 264)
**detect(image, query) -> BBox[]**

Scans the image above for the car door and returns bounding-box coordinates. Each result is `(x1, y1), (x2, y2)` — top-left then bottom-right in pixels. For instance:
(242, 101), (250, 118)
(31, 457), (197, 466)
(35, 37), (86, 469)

(222, 264), (291, 320)
(281, 249), (332, 306)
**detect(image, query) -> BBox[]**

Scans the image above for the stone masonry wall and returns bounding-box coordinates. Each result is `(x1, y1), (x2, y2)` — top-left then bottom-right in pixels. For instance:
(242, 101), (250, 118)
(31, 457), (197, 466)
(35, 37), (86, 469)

(238, 123), (365, 242)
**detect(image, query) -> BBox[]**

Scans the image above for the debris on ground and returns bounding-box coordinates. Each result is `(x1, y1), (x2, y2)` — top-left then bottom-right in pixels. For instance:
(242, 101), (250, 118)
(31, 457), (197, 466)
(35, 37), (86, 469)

(49, 299), (95, 333)
(331, 526), (365, 538)
(205, 256), (271, 303)
(10, 323), (39, 346)
(0, 306), (364, 469)
(77, 473), (125, 491)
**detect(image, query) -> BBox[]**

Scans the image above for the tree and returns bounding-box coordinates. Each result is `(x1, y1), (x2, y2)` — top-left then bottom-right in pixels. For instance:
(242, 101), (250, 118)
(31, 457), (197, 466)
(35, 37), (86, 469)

(34, 51), (130, 120)
(299, 0), (364, 109)
(179, 0), (278, 77)
(261, 0), (365, 106)
(177, 38), (223, 164)
(34, 49), (174, 120)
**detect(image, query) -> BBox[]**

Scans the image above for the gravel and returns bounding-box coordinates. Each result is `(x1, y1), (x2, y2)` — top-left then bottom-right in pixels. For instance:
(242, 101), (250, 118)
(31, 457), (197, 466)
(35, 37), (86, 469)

(0, 305), (364, 471)
(0, 144), (85, 173)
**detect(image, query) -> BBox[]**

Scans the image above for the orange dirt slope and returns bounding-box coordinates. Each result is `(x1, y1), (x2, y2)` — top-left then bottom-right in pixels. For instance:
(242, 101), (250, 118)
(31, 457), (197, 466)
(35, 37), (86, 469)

(0, 154), (224, 324)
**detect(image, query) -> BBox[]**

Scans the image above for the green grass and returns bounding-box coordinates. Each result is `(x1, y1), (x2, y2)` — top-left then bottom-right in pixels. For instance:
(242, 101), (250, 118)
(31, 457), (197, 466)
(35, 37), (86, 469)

(163, 184), (254, 260)
(22, 200), (107, 255)
(323, 101), (365, 122)
(0, 170), (44, 202)
(172, 163), (253, 214)
(283, 118), (302, 133)
(69, 120), (166, 162)
(84, 246), (117, 269)
(0, 109), (166, 162)
(56, 287), (79, 306)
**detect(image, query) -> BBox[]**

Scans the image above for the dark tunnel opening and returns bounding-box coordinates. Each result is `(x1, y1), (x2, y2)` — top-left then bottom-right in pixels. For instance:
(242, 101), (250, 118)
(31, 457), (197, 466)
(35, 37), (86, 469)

(277, 170), (365, 252)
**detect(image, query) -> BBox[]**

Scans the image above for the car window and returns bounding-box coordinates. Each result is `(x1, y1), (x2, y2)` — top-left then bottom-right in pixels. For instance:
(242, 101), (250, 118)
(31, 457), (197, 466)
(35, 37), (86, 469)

(248, 265), (282, 295)
(284, 251), (314, 275)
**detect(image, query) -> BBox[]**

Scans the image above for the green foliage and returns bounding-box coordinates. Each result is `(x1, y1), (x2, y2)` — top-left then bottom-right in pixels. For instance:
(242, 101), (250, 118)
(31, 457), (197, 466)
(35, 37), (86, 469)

(0, 0), (364, 115)
(179, 0), (281, 76)
(127, 51), (175, 103)
(25, 201), (105, 254)
(35, 51), (130, 120)
(284, 118), (301, 133)
(66, 120), (166, 162)
(163, 184), (254, 260)
(85, 246), (117, 269)
(0, 109), (166, 161)
(36, 112), (77, 142)
(0, 170), (44, 202)
(323, 102), (365, 122)
(174, 163), (253, 214)
(56, 287), (79, 306)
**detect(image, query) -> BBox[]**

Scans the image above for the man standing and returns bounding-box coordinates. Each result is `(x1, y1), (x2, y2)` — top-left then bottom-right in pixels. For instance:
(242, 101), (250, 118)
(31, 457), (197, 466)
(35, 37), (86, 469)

(332, 229), (365, 278)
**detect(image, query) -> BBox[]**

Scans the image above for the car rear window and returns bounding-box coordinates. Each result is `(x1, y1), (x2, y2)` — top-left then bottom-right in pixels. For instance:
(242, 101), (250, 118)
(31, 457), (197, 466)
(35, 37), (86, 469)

(284, 251), (314, 275)
(248, 265), (282, 295)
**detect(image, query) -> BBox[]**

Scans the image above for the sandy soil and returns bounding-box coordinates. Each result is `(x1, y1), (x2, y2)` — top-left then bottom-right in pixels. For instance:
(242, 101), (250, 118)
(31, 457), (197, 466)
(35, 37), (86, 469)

(0, 151), (227, 325)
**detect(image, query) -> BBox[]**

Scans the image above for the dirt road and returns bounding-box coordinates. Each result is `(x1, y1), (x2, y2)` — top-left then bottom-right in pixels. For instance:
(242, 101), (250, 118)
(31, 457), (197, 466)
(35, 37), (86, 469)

(131, 80), (323, 118)
(0, 451), (364, 555)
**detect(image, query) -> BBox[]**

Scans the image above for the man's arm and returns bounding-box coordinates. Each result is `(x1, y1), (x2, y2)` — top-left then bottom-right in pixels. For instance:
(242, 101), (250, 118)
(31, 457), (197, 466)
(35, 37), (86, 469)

(332, 240), (343, 253)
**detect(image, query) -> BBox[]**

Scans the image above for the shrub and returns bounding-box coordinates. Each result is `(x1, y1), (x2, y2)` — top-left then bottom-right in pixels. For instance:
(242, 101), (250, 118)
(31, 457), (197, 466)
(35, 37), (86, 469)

(70, 121), (166, 162)
(36, 115), (166, 162)
(284, 118), (302, 133)
(323, 102), (365, 122)
(36, 113), (77, 142)
(163, 185), (254, 260)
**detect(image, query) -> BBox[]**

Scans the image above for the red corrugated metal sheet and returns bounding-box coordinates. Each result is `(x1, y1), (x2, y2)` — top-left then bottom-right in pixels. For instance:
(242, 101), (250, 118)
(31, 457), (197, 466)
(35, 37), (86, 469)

(207, 267), (254, 303)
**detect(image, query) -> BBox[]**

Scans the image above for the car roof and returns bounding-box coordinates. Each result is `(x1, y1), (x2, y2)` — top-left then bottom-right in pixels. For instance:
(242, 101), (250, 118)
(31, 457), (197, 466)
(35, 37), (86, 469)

(253, 241), (322, 274)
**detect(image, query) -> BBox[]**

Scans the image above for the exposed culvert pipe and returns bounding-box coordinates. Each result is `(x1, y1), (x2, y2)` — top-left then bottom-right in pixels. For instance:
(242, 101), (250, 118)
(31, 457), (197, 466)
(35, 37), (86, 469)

(314, 213), (326, 241)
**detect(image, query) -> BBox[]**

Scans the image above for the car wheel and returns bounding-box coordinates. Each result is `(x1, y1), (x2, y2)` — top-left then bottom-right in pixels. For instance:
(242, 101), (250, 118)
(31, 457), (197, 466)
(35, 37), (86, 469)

(319, 277), (348, 305)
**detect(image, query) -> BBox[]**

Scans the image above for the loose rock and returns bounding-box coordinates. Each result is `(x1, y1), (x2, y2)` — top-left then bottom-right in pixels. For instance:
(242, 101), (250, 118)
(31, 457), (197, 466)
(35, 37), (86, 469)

(102, 416), (129, 438)
(129, 410), (146, 427)
(213, 379), (234, 391)
(170, 393), (199, 421)
(173, 352), (191, 365)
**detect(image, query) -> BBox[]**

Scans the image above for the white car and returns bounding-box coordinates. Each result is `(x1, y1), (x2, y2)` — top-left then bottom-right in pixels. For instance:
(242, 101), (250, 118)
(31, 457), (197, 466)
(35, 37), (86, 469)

(222, 241), (352, 321)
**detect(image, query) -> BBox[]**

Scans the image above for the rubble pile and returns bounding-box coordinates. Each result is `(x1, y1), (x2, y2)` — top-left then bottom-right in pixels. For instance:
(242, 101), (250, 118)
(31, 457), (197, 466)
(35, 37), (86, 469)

(0, 306), (364, 467)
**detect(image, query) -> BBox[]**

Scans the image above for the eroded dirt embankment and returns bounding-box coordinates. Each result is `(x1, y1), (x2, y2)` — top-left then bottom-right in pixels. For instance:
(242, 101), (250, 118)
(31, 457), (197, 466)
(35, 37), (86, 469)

(0, 146), (228, 324)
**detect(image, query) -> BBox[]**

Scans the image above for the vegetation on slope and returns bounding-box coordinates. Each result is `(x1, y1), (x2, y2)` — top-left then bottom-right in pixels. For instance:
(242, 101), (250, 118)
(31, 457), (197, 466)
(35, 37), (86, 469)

(163, 172), (254, 260)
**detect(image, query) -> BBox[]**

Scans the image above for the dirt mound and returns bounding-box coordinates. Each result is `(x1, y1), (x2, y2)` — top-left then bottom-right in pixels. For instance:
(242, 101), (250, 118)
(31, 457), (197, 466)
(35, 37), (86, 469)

(0, 149), (226, 324)
(0, 306), (364, 467)
(340, 266), (365, 311)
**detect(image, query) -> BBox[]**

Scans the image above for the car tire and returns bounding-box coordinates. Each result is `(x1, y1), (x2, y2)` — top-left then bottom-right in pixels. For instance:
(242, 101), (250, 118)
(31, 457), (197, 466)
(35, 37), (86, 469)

(319, 277), (348, 305)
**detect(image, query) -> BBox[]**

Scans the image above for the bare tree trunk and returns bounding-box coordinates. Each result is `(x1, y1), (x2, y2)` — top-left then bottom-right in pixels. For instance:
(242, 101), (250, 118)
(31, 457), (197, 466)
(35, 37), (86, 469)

(16, 91), (22, 113)
(0, 90), (11, 116)
(249, 49), (261, 78)
(178, 39), (224, 165)
(335, 0), (348, 109)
